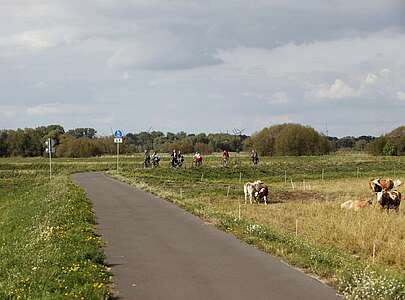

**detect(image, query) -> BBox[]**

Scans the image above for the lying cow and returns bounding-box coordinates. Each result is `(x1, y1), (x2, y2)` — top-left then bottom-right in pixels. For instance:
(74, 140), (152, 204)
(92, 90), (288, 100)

(244, 180), (269, 205)
(376, 190), (402, 212)
(369, 178), (401, 193)
(341, 199), (372, 211)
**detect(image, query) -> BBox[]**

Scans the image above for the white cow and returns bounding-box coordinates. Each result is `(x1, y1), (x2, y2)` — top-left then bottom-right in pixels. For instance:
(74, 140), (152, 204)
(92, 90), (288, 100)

(244, 180), (264, 204)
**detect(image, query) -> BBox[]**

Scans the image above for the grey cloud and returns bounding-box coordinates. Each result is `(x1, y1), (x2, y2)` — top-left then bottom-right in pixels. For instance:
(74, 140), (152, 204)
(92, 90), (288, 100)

(1, 1), (404, 136)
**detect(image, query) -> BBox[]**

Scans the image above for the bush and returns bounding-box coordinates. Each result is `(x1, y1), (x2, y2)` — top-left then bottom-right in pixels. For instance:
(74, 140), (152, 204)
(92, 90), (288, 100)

(383, 143), (397, 156)
(247, 123), (331, 156)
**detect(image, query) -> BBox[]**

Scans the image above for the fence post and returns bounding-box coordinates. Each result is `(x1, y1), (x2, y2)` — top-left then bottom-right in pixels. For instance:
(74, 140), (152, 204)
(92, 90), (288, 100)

(238, 200), (241, 220)
(321, 168), (324, 182)
(372, 241), (376, 263)
(284, 170), (287, 185)
(295, 219), (298, 236)
(239, 172), (242, 183)
(290, 178), (295, 190)
(227, 185), (231, 197)
(201, 173), (204, 182)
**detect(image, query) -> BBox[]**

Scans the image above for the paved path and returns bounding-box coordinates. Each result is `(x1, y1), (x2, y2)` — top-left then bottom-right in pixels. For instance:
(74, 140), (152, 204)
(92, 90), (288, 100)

(73, 172), (340, 300)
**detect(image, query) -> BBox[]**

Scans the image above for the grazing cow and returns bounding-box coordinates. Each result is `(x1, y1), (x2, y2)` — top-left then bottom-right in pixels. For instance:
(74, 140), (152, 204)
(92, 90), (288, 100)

(376, 190), (402, 212)
(340, 199), (372, 211)
(255, 185), (269, 205)
(244, 180), (265, 204)
(369, 178), (402, 193)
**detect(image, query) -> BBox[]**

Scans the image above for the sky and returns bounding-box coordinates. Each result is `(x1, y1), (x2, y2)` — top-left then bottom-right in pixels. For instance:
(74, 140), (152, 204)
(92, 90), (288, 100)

(0, 0), (404, 137)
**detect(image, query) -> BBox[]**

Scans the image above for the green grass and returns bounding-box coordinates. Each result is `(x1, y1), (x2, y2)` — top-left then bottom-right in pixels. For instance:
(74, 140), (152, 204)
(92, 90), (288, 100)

(1, 153), (405, 299)
(0, 171), (110, 299)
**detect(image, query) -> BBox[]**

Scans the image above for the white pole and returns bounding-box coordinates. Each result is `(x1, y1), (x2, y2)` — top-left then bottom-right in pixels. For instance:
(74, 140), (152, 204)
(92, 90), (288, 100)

(49, 138), (52, 181)
(372, 242), (376, 263)
(238, 201), (241, 220)
(290, 178), (295, 190)
(227, 185), (231, 197)
(117, 142), (119, 173)
(284, 170), (287, 185)
(239, 172), (242, 183)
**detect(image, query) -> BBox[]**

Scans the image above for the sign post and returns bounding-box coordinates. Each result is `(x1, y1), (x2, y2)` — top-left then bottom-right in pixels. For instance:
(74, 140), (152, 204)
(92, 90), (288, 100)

(45, 138), (55, 180)
(114, 130), (123, 173)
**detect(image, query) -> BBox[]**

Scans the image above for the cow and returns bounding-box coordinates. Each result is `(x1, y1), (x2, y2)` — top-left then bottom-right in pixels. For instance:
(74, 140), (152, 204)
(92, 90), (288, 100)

(369, 178), (401, 193)
(376, 190), (402, 212)
(244, 180), (269, 205)
(255, 185), (269, 205)
(340, 199), (373, 211)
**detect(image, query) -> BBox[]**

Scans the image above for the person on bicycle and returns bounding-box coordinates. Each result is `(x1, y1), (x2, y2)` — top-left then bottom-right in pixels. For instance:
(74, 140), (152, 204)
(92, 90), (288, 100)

(251, 149), (259, 165)
(177, 150), (184, 167)
(144, 149), (151, 168)
(223, 149), (230, 167)
(170, 149), (178, 168)
(151, 151), (160, 167)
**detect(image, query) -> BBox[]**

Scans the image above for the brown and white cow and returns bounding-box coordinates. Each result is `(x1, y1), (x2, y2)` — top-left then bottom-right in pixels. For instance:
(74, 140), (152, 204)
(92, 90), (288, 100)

(255, 185), (269, 205)
(369, 178), (401, 193)
(244, 180), (269, 205)
(376, 190), (402, 212)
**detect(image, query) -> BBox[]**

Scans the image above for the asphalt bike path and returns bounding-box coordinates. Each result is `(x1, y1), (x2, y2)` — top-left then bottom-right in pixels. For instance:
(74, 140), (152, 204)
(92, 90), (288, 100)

(73, 172), (340, 300)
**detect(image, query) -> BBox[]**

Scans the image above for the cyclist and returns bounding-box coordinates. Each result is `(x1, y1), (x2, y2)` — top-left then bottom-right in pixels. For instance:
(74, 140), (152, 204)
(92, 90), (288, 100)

(223, 149), (230, 167)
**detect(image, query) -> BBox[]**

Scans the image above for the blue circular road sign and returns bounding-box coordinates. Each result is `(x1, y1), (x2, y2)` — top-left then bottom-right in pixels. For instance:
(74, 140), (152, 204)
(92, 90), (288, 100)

(114, 130), (123, 138)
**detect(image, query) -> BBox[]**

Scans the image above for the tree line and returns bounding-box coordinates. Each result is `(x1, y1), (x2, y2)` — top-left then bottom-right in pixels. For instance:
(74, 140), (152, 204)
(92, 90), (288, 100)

(367, 126), (405, 156)
(0, 123), (404, 157)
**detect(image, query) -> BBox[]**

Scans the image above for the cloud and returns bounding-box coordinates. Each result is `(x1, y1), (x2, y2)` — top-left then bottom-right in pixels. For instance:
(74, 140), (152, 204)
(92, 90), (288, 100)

(314, 79), (358, 99)
(309, 68), (400, 100)
(0, 28), (81, 54)
(269, 92), (289, 104)
(215, 30), (405, 79)
(397, 91), (405, 101)
(1, 1), (405, 136)
(26, 103), (92, 116)
(106, 30), (221, 70)
(0, 105), (18, 119)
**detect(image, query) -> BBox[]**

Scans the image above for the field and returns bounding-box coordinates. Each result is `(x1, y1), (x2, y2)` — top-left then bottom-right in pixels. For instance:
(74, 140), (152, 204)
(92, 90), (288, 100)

(1, 153), (405, 299)
(113, 153), (405, 299)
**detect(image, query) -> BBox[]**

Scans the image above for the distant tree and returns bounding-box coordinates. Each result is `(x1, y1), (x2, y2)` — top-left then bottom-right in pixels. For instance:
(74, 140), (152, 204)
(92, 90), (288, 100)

(67, 128), (97, 139)
(167, 138), (194, 154)
(0, 131), (9, 156)
(194, 133), (209, 144)
(367, 125), (405, 156)
(367, 136), (387, 155)
(388, 126), (405, 138)
(194, 142), (213, 155)
(383, 143), (397, 156)
(249, 124), (330, 156)
(166, 132), (177, 142)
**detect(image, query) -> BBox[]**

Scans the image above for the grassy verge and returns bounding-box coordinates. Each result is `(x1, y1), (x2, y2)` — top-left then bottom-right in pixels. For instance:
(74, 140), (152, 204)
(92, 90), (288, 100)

(0, 171), (110, 299)
(112, 161), (405, 300)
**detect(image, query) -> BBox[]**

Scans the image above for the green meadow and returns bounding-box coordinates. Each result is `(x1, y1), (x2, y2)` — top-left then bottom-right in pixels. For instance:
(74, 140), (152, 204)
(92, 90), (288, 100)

(1, 153), (405, 299)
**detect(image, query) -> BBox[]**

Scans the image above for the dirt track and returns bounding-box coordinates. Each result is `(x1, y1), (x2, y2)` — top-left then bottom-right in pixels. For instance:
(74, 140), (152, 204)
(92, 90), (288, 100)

(73, 172), (340, 300)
